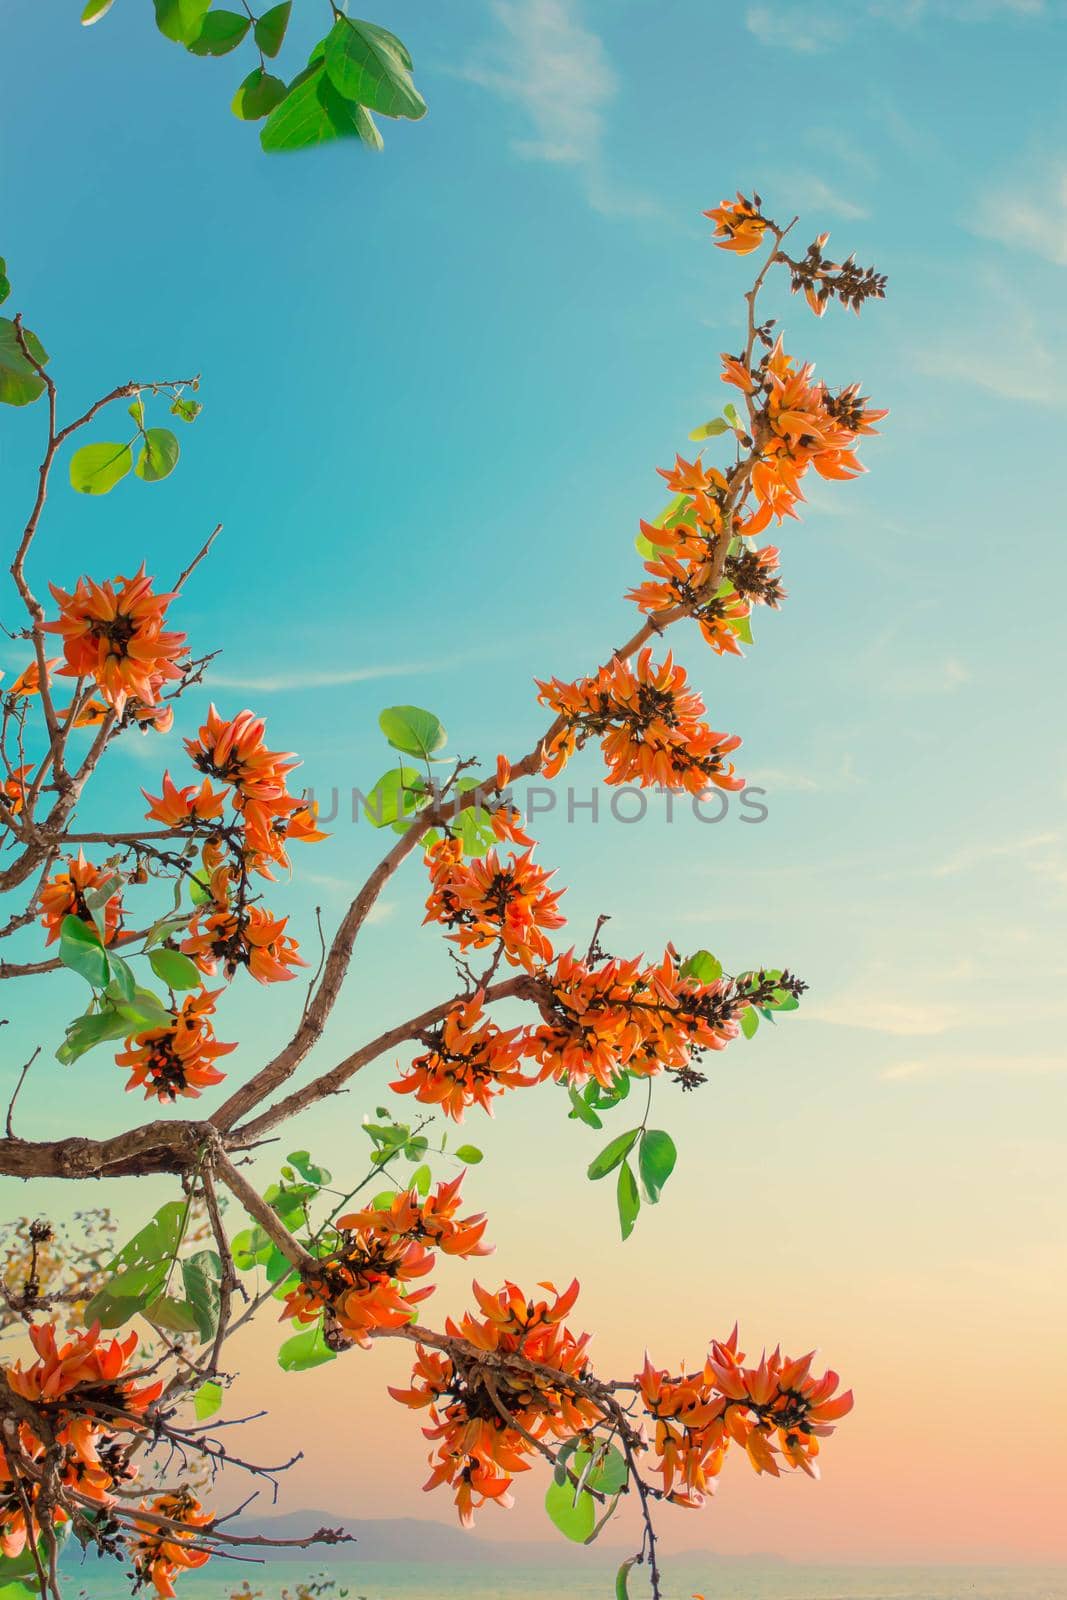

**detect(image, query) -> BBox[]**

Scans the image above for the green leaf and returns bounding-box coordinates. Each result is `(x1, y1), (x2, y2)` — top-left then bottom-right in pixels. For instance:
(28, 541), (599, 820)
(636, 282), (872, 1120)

(153, 0), (210, 44)
(149, 947), (202, 991)
(638, 1129), (677, 1203)
(724, 401), (743, 428)
(69, 440), (132, 495)
(232, 66), (288, 120)
(0, 318), (48, 407)
(361, 766), (425, 828)
(187, 10), (250, 55)
(587, 1127), (640, 1181)
(454, 1144), (483, 1164)
(545, 1460), (596, 1544)
(59, 915), (109, 988)
(254, 0), (291, 57)
(278, 1319), (337, 1372)
(145, 1293), (201, 1334)
(231, 1226), (272, 1270)
(586, 1442), (628, 1495)
(740, 1006), (760, 1040)
(567, 1085), (602, 1129)
(688, 417), (730, 440)
(323, 17), (426, 121)
(56, 1005), (131, 1065)
(261, 61), (377, 153)
(617, 1159), (640, 1240)
(287, 1150), (332, 1187)
(116, 989), (174, 1030)
(378, 705), (447, 760)
(104, 952), (137, 1006)
(85, 1200), (188, 1327)
(170, 395), (202, 423)
(616, 1557), (638, 1599)
(193, 1379), (223, 1421)
(135, 427), (180, 482)
(81, 0), (115, 24)
(680, 949), (722, 984)
(181, 1249), (222, 1342)
(409, 1163), (432, 1196)
(0, 259), (9, 307)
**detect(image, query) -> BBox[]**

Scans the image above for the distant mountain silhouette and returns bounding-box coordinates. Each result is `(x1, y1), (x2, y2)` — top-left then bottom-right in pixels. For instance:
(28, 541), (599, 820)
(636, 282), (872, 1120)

(197, 1509), (789, 1565)
(61, 1506), (788, 1570)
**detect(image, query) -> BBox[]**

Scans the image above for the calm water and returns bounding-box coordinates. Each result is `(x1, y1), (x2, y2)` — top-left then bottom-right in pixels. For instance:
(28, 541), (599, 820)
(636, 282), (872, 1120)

(62, 1560), (1067, 1600)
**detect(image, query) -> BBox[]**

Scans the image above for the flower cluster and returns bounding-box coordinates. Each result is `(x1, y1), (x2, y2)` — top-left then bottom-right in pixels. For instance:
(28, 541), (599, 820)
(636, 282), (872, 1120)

(638, 1327), (854, 1504)
(389, 1279), (598, 1526)
(423, 837), (566, 972)
(724, 335), (886, 536)
(281, 1176), (490, 1348)
(0, 1322), (162, 1561)
(531, 948), (768, 1090)
(704, 192), (768, 255)
(43, 568), (187, 718)
(182, 902), (307, 985)
(183, 706), (324, 869)
(116, 987), (236, 1102)
(39, 849), (122, 945)
(538, 648), (743, 794)
(391, 991), (538, 1121)
(130, 1490), (213, 1599)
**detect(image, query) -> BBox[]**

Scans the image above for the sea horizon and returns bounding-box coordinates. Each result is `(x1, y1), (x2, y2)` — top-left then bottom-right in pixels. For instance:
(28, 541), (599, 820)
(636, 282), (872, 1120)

(61, 1557), (1067, 1600)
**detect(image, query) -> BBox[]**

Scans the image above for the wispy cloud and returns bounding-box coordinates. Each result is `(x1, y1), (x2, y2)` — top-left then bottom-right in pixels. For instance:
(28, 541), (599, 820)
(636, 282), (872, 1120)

(460, 0), (660, 219)
(744, 5), (845, 52)
(883, 1052), (1066, 1081)
(883, 657), (971, 696)
(933, 830), (1064, 880)
(205, 662), (432, 693)
(803, 994), (963, 1036)
(747, 0), (1045, 52)
(971, 162), (1067, 266)
(913, 265), (1067, 406)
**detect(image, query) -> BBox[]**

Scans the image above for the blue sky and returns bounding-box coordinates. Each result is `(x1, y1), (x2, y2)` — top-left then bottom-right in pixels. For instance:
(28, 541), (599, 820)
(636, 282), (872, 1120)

(2, 0), (1067, 1564)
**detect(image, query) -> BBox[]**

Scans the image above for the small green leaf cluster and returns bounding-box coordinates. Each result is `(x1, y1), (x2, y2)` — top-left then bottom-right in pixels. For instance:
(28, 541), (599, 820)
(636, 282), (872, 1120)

(81, 4), (427, 155)
(68, 387), (199, 496)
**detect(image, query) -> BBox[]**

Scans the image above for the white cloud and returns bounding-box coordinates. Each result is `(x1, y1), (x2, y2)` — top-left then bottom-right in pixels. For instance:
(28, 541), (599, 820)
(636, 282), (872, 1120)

(461, 0), (660, 218)
(205, 662), (431, 693)
(802, 993), (963, 1036)
(971, 163), (1067, 266)
(883, 657), (972, 696)
(883, 1052), (1066, 1081)
(748, 0), (1045, 52)
(913, 265), (1067, 406)
(745, 4), (846, 50)
(933, 830), (1062, 879)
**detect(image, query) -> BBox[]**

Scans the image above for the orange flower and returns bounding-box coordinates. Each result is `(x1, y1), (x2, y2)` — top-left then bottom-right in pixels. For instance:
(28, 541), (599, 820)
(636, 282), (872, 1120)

(1, 763), (34, 818)
(6, 658), (60, 699)
(389, 1279), (597, 1527)
(130, 1490), (212, 1599)
(721, 337), (886, 528)
(143, 772), (227, 827)
(39, 850), (122, 946)
(637, 1328), (853, 1504)
(1, 1320), (164, 1555)
(184, 705), (308, 862)
(42, 568), (187, 715)
(391, 991), (538, 1120)
(538, 648), (744, 794)
(182, 904), (306, 985)
(115, 988), (236, 1102)
(281, 1178), (488, 1348)
(704, 192), (768, 255)
(531, 948), (747, 1090)
(423, 838), (565, 972)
